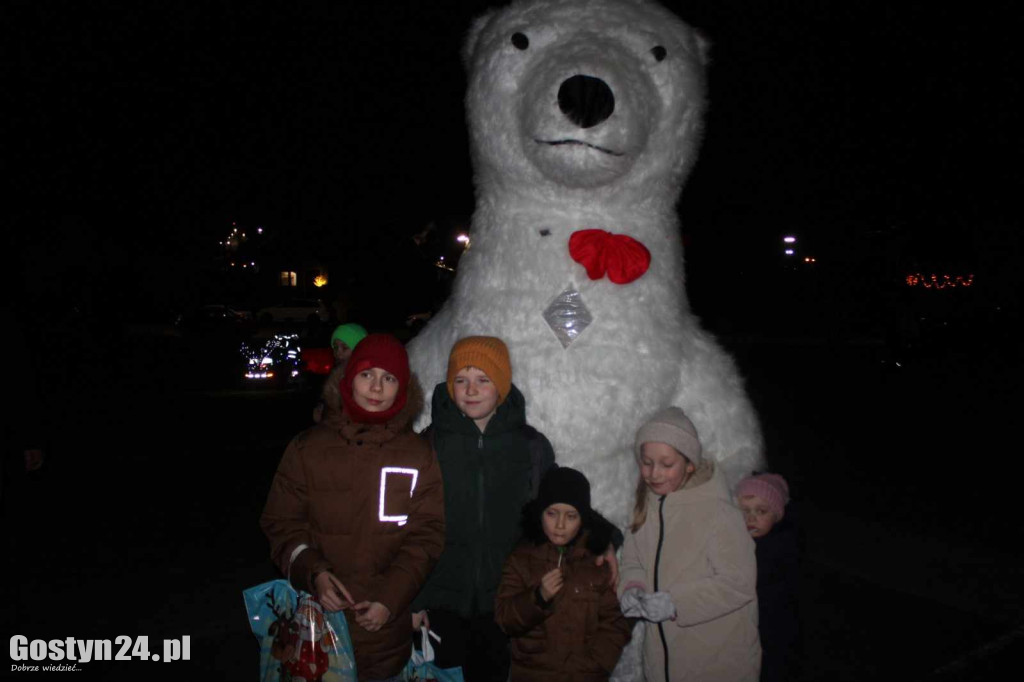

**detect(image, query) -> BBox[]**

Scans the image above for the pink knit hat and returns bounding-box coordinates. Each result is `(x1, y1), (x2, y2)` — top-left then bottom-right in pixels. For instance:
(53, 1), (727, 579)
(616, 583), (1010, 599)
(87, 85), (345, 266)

(735, 473), (790, 520)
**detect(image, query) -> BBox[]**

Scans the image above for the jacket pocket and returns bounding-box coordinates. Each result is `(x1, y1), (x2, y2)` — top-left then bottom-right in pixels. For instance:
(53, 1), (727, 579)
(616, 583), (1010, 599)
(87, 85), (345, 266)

(512, 629), (548, 655)
(569, 583), (601, 630)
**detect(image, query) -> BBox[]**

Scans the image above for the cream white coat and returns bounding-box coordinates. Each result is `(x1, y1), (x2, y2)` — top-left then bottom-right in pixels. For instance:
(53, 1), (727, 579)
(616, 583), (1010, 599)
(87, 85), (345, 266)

(619, 463), (761, 682)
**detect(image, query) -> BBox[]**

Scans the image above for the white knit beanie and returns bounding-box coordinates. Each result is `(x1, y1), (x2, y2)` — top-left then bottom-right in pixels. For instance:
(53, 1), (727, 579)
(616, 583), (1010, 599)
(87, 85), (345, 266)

(634, 406), (703, 465)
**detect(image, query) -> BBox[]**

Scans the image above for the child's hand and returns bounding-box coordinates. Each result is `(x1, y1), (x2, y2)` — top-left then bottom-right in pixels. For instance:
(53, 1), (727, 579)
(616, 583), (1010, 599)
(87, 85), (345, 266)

(641, 592), (676, 623)
(353, 601), (391, 631)
(595, 543), (619, 587)
(314, 572), (354, 612)
(621, 589), (676, 622)
(539, 568), (564, 602)
(620, 586), (644, 615)
(412, 610), (430, 632)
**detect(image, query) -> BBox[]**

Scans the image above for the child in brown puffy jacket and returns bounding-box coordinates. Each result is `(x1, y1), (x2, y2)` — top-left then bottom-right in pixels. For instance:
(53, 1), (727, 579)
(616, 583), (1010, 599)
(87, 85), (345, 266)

(261, 333), (445, 681)
(495, 467), (630, 682)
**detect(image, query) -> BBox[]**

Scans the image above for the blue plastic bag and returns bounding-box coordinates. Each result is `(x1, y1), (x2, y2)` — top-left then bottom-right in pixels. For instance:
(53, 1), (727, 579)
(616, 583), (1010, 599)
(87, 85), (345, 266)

(243, 579), (357, 682)
(401, 627), (465, 682)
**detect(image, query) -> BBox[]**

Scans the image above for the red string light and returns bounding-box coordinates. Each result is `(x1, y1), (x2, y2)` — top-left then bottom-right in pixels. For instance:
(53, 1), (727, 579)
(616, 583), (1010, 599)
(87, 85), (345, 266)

(905, 273), (974, 289)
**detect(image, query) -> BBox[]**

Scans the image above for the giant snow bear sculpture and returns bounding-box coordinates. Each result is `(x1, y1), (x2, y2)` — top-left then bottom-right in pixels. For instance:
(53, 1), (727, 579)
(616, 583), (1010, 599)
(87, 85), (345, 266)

(408, 0), (763, 526)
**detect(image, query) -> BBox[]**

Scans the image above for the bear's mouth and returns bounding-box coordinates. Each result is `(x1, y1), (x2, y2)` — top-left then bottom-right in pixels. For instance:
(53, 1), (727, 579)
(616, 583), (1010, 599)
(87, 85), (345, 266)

(535, 138), (624, 157)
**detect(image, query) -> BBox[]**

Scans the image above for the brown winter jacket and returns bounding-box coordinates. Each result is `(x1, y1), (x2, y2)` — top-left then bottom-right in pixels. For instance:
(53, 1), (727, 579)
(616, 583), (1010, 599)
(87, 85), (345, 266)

(495, 534), (631, 682)
(260, 374), (444, 680)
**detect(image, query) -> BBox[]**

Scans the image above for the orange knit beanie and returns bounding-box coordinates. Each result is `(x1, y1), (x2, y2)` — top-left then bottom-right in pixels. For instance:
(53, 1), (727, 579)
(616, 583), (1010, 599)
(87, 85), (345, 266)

(446, 336), (512, 404)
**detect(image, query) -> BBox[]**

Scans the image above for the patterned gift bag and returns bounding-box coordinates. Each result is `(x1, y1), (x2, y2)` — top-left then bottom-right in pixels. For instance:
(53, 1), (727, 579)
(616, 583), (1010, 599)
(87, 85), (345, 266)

(243, 579), (357, 682)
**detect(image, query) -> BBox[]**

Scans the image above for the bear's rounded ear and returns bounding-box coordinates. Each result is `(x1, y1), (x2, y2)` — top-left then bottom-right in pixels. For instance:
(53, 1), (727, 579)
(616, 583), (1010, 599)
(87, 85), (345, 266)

(462, 8), (499, 72)
(694, 30), (712, 66)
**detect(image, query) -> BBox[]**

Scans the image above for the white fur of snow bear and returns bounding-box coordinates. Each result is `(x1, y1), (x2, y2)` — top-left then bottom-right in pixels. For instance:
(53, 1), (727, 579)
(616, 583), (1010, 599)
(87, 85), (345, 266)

(408, 0), (763, 527)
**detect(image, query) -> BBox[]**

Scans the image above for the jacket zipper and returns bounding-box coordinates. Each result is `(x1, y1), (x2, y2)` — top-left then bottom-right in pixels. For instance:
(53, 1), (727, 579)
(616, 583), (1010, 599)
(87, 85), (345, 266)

(474, 433), (485, 614)
(655, 495), (670, 681)
(477, 434), (485, 530)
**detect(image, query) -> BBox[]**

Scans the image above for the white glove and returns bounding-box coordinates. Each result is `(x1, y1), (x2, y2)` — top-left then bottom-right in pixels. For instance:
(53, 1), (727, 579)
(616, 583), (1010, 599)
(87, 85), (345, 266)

(619, 586), (645, 617)
(640, 591), (676, 623)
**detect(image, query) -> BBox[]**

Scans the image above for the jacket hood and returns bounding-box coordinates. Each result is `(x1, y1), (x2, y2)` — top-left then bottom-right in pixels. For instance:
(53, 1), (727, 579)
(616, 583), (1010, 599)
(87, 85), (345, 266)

(321, 364), (425, 442)
(431, 380), (527, 436)
(683, 459), (715, 490)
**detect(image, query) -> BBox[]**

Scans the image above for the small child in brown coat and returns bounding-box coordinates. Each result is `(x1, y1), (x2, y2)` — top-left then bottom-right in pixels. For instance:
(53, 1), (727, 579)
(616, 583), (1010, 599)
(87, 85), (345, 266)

(495, 467), (631, 682)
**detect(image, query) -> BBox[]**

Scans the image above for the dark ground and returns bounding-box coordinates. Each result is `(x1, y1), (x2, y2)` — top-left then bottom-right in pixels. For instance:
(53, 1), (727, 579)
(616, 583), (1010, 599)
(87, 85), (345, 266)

(2, 323), (1021, 681)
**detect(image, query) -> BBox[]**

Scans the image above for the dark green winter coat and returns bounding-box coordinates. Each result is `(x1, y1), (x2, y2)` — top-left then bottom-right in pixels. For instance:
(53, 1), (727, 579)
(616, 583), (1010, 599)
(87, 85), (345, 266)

(413, 381), (555, 617)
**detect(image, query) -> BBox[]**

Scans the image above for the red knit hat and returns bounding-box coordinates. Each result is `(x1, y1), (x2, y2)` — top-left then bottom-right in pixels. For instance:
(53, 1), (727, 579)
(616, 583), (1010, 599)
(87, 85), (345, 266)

(340, 333), (410, 423)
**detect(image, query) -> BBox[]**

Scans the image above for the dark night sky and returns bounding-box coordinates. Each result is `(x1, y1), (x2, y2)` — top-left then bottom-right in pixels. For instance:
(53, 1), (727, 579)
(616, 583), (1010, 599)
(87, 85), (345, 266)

(7, 0), (1021, 312)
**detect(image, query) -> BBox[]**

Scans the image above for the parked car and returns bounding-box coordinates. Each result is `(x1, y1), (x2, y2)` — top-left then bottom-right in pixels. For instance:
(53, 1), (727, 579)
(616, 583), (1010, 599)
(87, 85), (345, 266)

(256, 299), (330, 323)
(175, 304), (253, 332)
(239, 333), (303, 386)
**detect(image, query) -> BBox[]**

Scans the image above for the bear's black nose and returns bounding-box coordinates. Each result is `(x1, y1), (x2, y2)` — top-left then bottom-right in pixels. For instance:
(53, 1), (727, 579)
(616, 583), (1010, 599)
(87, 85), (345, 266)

(557, 75), (615, 129)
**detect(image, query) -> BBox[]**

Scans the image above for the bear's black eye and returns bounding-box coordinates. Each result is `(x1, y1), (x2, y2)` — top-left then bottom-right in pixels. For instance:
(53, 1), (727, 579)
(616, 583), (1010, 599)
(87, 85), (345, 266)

(511, 32), (529, 50)
(651, 45), (667, 62)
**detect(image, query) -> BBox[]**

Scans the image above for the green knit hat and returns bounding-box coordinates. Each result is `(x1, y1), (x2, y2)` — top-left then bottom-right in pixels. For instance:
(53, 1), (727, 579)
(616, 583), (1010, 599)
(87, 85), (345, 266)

(331, 323), (368, 351)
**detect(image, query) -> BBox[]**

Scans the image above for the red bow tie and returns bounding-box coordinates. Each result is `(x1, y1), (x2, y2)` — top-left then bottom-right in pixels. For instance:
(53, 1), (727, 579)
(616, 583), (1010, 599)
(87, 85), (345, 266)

(569, 229), (651, 284)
